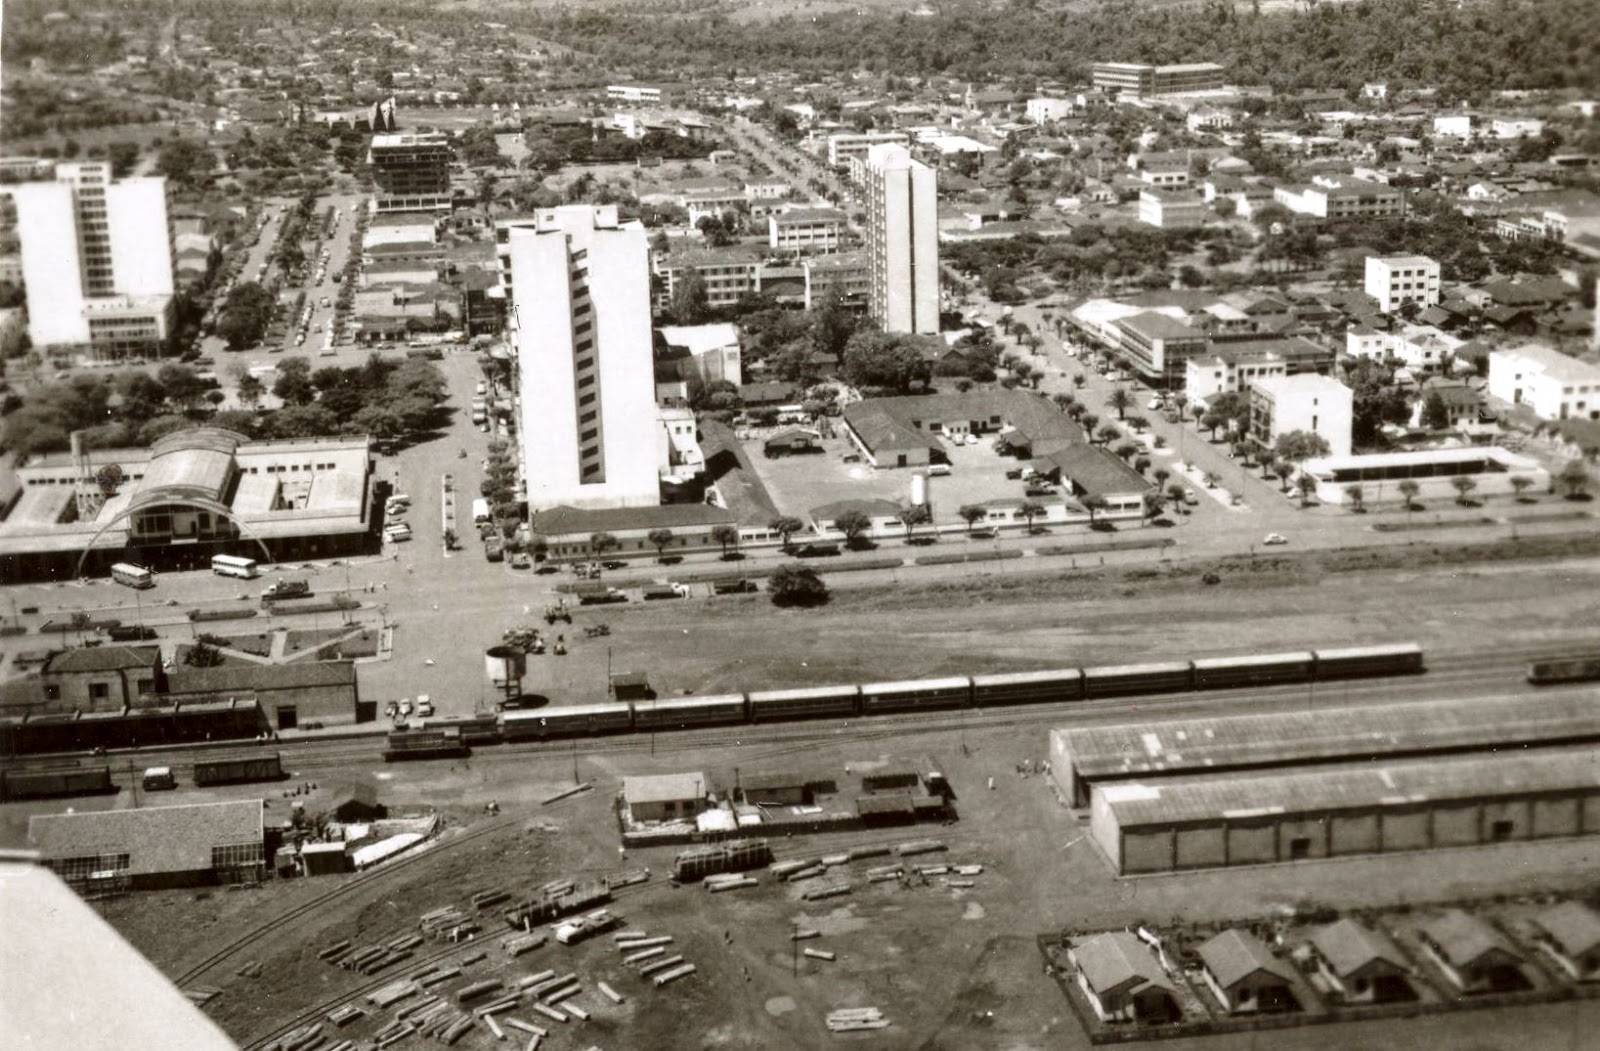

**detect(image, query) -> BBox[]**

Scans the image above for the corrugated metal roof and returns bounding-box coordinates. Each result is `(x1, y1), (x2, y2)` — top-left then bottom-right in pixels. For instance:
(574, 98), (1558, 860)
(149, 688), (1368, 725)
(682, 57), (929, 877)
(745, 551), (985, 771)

(29, 800), (263, 876)
(623, 772), (709, 805)
(1418, 909), (1518, 967)
(1100, 747), (1600, 828)
(1059, 694), (1600, 781)
(1197, 929), (1297, 989)
(1532, 901), (1600, 958)
(1072, 931), (1175, 995)
(1309, 919), (1409, 977)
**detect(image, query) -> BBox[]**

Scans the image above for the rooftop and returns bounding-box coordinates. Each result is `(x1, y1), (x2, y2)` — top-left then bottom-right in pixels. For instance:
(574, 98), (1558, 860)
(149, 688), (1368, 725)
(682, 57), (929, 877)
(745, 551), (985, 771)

(166, 661), (356, 695)
(1493, 343), (1600, 384)
(1115, 311), (1204, 342)
(1197, 929), (1297, 988)
(1072, 930), (1175, 995)
(1250, 373), (1351, 399)
(531, 503), (737, 537)
(1097, 748), (1600, 828)
(1419, 909), (1519, 967)
(1046, 443), (1152, 497)
(42, 645), (159, 675)
(1532, 901), (1600, 957)
(29, 800), (264, 877)
(622, 771), (709, 805)
(1310, 918), (1410, 977)
(1058, 694), (1597, 781)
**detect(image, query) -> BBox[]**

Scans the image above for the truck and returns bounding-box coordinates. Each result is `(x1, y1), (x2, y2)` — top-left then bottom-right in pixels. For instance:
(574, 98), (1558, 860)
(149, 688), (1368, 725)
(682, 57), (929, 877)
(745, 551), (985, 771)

(555, 908), (620, 946)
(642, 582), (689, 600)
(261, 579), (311, 601)
(141, 766), (177, 791)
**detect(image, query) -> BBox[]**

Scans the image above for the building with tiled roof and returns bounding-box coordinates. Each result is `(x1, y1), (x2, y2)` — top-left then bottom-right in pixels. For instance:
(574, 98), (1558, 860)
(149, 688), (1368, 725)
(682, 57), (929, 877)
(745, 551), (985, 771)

(1308, 918), (1414, 1004)
(29, 800), (266, 891)
(1068, 931), (1180, 1024)
(1196, 929), (1298, 1014)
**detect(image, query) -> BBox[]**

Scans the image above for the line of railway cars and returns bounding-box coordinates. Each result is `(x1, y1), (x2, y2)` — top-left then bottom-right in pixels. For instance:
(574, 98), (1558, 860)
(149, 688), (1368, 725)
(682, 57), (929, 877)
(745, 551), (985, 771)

(494, 643), (1425, 740)
(1527, 656), (1600, 685)
(0, 699), (266, 758)
(193, 753), (286, 786)
(0, 765), (116, 802)
(382, 727), (471, 762)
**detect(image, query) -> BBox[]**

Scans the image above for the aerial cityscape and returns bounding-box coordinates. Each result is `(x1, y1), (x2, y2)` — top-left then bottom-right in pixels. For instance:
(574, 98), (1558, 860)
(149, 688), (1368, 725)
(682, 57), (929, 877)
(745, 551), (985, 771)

(1, 0), (1599, 1048)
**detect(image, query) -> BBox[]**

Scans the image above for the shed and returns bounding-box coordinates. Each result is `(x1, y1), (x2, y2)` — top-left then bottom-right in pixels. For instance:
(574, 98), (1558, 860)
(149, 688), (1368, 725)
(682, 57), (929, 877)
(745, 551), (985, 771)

(1068, 931), (1180, 1024)
(856, 793), (916, 824)
(609, 672), (654, 702)
(299, 841), (352, 877)
(1307, 918), (1414, 1004)
(622, 771), (708, 823)
(1196, 929), (1299, 1014)
(740, 771), (811, 806)
(1417, 909), (1527, 994)
(860, 763), (920, 793)
(331, 784), (386, 823)
(1530, 901), (1600, 981)
(763, 428), (823, 458)
(29, 800), (266, 890)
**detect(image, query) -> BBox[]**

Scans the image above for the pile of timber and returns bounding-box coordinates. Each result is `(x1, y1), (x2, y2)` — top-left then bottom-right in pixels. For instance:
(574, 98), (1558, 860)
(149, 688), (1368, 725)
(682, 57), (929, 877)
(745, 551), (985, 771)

(801, 881), (851, 902)
(470, 886), (511, 911)
(895, 839), (946, 857)
(326, 1004), (364, 1028)
(826, 1007), (889, 1033)
(336, 938), (414, 975)
(704, 873), (758, 893)
(502, 931), (547, 957)
(420, 905), (480, 942)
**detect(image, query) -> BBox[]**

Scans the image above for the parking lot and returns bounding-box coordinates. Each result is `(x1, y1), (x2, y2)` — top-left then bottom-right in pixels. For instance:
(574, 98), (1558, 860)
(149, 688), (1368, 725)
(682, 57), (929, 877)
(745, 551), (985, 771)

(751, 431), (1074, 528)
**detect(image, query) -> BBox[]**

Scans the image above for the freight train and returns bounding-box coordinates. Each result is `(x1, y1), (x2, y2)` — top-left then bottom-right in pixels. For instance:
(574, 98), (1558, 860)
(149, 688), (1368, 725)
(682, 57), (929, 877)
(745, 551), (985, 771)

(498, 643), (1425, 740)
(0, 765), (116, 802)
(1527, 656), (1600, 685)
(0, 699), (265, 759)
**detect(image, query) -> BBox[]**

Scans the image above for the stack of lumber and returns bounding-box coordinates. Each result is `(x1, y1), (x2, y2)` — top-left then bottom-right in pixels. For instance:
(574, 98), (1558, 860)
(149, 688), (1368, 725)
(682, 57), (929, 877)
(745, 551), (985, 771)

(337, 943), (411, 975)
(420, 906), (478, 941)
(894, 840), (946, 857)
(606, 868), (651, 889)
(866, 865), (903, 883)
(848, 845), (891, 861)
(704, 873), (758, 893)
(769, 859), (814, 879)
(366, 979), (420, 1008)
(826, 1007), (889, 1032)
(326, 1004), (364, 1027)
(801, 881), (851, 902)
(471, 887), (511, 910)
(502, 931), (547, 957)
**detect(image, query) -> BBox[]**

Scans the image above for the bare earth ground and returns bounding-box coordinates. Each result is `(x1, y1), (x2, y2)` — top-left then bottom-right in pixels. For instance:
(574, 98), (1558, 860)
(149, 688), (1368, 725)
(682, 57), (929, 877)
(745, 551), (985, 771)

(72, 550), (1600, 1051)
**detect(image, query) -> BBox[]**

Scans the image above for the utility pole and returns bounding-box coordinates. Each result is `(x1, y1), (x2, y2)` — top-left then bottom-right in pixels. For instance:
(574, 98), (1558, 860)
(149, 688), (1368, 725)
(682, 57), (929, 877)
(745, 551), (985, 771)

(571, 740), (578, 786)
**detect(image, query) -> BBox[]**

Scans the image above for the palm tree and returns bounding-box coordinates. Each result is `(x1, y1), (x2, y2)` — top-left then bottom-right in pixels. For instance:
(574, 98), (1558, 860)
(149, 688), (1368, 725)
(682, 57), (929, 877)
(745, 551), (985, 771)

(1509, 475), (1534, 502)
(1107, 387), (1132, 420)
(1154, 467), (1171, 489)
(1345, 484), (1364, 513)
(958, 504), (987, 535)
(1019, 500), (1045, 533)
(1450, 476), (1478, 505)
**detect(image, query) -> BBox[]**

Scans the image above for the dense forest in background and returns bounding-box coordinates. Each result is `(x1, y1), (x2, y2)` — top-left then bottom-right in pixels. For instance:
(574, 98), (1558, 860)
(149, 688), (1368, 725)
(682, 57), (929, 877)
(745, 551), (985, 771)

(3, 0), (1596, 100)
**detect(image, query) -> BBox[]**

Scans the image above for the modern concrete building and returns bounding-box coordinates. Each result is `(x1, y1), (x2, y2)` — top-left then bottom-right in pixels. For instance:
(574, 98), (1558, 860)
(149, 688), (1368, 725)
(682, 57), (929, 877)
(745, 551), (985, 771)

(1092, 62), (1227, 97)
(863, 143), (939, 335)
(1026, 97), (1076, 123)
(1365, 255), (1441, 315)
(30, 800), (266, 891)
(10, 162), (175, 356)
(768, 207), (845, 253)
(1274, 178), (1405, 220)
(1088, 748), (1600, 875)
(1185, 350), (1289, 405)
(1112, 311), (1208, 387)
(1138, 188), (1207, 229)
(826, 131), (910, 171)
(510, 206), (660, 512)
(1248, 373), (1353, 458)
(1488, 344), (1600, 421)
(367, 132), (453, 214)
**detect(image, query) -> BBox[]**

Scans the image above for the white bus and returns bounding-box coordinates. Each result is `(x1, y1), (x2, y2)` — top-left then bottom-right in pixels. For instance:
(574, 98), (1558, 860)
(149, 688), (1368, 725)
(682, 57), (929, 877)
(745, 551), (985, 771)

(211, 554), (260, 579)
(111, 563), (155, 589)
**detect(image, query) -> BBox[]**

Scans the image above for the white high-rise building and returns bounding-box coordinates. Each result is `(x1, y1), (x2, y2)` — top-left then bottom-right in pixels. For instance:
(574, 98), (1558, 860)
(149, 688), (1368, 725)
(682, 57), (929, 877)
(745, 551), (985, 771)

(1365, 254), (1441, 315)
(10, 162), (175, 355)
(510, 205), (661, 512)
(863, 143), (939, 335)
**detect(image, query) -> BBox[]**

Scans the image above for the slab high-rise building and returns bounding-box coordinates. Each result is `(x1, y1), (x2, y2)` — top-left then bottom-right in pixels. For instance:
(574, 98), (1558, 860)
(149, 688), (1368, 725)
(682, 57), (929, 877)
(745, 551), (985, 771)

(10, 161), (175, 356)
(367, 132), (452, 214)
(509, 206), (661, 512)
(863, 143), (939, 336)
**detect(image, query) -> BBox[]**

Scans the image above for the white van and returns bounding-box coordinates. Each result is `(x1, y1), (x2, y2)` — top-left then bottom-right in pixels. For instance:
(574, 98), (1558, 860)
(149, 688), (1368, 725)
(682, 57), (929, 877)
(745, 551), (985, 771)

(472, 498), (491, 526)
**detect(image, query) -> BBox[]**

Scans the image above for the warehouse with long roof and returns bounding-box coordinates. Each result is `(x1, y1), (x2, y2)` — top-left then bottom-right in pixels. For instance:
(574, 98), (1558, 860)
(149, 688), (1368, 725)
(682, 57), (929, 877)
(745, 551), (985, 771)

(1090, 747), (1600, 875)
(1050, 694), (1600, 806)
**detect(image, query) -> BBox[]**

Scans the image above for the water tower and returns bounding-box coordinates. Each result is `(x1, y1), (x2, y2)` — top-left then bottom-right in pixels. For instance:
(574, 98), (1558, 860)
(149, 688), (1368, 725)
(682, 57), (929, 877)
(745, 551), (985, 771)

(485, 645), (526, 707)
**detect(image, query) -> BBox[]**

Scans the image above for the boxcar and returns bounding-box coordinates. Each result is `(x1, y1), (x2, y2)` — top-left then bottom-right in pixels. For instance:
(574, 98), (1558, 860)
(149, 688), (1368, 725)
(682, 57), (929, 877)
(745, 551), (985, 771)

(1312, 643), (1424, 679)
(193, 753), (284, 786)
(859, 677), (972, 715)
(1527, 657), (1600, 685)
(502, 703), (634, 740)
(0, 765), (114, 801)
(383, 728), (470, 761)
(1190, 651), (1316, 690)
(1082, 661), (1194, 698)
(632, 694), (747, 732)
(971, 668), (1084, 707)
(422, 715), (501, 745)
(747, 684), (860, 722)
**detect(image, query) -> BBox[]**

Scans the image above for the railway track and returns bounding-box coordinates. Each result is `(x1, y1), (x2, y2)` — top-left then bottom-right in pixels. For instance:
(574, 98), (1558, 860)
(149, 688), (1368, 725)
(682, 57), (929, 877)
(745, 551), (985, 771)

(172, 816), (520, 989)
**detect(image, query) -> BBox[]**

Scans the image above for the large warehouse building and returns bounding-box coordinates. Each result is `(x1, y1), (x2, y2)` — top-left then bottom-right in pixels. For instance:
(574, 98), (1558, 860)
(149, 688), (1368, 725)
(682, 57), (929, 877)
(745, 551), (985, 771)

(1089, 748), (1600, 875)
(1050, 694), (1600, 807)
(29, 799), (266, 891)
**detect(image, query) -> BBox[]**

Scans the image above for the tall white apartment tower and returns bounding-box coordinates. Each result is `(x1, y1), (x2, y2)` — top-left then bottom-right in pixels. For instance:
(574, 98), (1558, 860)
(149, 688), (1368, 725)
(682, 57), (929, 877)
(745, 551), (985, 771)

(509, 205), (661, 512)
(863, 143), (939, 335)
(11, 162), (176, 355)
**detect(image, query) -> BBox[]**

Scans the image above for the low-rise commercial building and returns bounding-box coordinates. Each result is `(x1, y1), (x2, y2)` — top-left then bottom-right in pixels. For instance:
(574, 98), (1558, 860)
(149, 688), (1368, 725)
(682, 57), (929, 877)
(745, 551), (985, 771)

(1301, 446), (1549, 505)
(622, 771), (708, 822)
(1093, 61), (1227, 98)
(531, 503), (739, 561)
(1138, 188), (1207, 229)
(164, 661), (365, 731)
(1274, 178), (1405, 220)
(1112, 312), (1209, 387)
(1488, 344), (1600, 421)
(35, 646), (165, 713)
(827, 131), (910, 170)
(1365, 254), (1441, 315)
(769, 207), (845, 253)
(30, 800), (266, 891)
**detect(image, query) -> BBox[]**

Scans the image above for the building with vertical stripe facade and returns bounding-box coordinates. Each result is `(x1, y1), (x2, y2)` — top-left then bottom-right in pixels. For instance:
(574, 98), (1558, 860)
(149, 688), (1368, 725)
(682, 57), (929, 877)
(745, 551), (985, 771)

(510, 206), (661, 512)
(863, 143), (939, 336)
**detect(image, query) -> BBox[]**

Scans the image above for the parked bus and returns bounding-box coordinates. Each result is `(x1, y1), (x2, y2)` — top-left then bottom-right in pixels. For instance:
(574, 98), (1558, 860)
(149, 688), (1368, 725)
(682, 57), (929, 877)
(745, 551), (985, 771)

(111, 563), (155, 589)
(211, 554), (260, 580)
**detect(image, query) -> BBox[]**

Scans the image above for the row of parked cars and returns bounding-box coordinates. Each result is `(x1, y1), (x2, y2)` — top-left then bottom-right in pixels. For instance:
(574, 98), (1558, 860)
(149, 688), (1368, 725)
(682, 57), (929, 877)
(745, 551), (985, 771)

(384, 494), (412, 543)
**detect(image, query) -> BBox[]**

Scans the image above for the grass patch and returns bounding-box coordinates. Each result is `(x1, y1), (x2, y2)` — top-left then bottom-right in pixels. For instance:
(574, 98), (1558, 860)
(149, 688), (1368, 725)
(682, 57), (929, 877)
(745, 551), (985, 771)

(913, 549), (1025, 566)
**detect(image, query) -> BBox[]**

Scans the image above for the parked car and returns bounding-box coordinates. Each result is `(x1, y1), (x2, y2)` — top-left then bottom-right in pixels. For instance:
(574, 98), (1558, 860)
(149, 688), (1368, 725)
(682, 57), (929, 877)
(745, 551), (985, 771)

(384, 524), (412, 542)
(1263, 532), (1288, 546)
(927, 464), (952, 476)
(415, 695), (434, 717)
(510, 552), (532, 570)
(1183, 489), (1200, 506)
(969, 527), (999, 540)
(796, 543), (841, 558)
(398, 698), (413, 716)
(963, 433), (979, 446)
